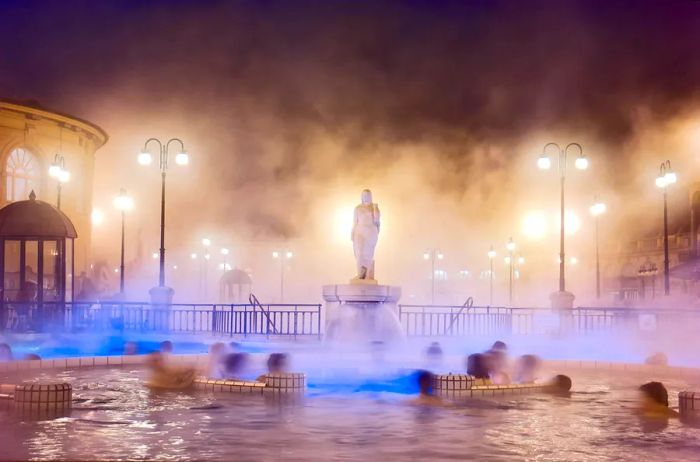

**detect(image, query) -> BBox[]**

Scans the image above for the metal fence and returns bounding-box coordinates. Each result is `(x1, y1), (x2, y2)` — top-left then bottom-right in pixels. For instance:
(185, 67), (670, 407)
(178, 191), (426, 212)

(2, 299), (697, 339)
(397, 304), (700, 337)
(0, 301), (323, 338)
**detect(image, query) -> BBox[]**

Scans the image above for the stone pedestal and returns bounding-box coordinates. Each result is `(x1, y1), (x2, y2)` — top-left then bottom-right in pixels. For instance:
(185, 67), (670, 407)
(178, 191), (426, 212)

(549, 290), (575, 310)
(322, 283), (403, 343)
(149, 286), (174, 305)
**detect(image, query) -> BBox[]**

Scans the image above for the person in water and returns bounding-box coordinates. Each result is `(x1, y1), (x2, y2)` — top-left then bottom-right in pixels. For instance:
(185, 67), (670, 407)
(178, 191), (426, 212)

(145, 351), (196, 390)
(466, 353), (492, 384)
(407, 370), (443, 406)
(160, 341), (173, 354)
(485, 349), (511, 385)
(547, 374), (572, 395)
(514, 354), (541, 384)
(256, 353), (288, 381)
(0, 343), (12, 362)
(637, 381), (679, 418)
(207, 342), (226, 379)
(224, 353), (250, 380)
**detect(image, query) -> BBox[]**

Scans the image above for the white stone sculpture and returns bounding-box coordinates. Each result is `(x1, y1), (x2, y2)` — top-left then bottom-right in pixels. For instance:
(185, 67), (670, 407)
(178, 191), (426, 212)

(351, 189), (380, 281)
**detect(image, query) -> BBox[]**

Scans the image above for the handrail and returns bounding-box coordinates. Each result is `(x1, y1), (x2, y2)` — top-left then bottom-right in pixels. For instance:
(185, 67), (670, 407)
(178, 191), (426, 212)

(446, 296), (474, 334)
(248, 293), (278, 335)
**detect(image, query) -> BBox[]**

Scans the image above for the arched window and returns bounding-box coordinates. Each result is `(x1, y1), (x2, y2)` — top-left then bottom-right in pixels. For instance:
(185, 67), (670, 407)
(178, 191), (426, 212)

(5, 148), (39, 202)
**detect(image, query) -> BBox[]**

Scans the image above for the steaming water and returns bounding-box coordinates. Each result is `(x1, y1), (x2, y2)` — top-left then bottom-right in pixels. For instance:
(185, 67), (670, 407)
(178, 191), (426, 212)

(326, 302), (405, 344)
(1, 366), (700, 461)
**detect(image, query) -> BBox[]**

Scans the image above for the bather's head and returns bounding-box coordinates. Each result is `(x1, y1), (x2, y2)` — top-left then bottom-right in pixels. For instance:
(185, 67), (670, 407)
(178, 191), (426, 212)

(224, 353), (249, 376)
(361, 189), (373, 204)
(467, 353), (490, 379)
(160, 341), (173, 354)
(491, 340), (507, 352)
(267, 353), (289, 374)
(417, 370), (434, 396)
(0, 343), (12, 362)
(639, 381), (669, 407)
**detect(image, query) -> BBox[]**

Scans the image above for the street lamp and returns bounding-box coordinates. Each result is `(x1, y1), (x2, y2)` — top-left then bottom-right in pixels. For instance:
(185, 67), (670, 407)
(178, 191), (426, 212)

(138, 138), (189, 294)
(220, 248), (230, 274)
(272, 250), (293, 302)
(201, 237), (211, 300)
(113, 188), (134, 295)
(423, 249), (444, 305)
(589, 197), (607, 299)
(656, 160), (677, 296)
(487, 246), (496, 305)
(48, 154), (70, 210)
(537, 142), (588, 308)
(506, 237), (516, 306)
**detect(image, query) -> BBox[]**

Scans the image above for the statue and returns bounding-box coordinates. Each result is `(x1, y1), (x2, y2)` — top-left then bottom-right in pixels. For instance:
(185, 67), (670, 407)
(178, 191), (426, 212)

(351, 189), (380, 281)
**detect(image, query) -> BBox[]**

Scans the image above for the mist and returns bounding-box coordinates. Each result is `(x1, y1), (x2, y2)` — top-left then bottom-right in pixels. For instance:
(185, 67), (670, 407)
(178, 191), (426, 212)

(2, 0), (700, 305)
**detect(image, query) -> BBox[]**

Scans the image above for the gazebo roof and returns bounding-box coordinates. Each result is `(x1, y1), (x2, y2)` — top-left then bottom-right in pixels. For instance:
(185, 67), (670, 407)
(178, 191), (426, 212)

(0, 191), (77, 239)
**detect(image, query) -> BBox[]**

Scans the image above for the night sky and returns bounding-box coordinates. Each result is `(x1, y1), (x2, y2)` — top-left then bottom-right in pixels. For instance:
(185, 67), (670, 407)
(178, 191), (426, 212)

(2, 0), (700, 243)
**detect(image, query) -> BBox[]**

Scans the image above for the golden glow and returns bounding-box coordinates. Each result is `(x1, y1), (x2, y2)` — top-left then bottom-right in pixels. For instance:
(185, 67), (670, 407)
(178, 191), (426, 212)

(113, 192), (134, 211)
(555, 210), (581, 235)
(175, 152), (189, 166)
(91, 208), (105, 226)
(537, 156), (551, 170)
(574, 157), (589, 170)
(334, 206), (355, 244)
(137, 151), (153, 166)
(590, 202), (606, 216)
(487, 248), (496, 259)
(521, 211), (547, 239)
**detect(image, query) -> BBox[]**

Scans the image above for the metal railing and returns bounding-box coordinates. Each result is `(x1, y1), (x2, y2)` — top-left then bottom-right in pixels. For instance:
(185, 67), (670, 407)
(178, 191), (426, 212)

(397, 304), (700, 337)
(0, 300), (322, 338)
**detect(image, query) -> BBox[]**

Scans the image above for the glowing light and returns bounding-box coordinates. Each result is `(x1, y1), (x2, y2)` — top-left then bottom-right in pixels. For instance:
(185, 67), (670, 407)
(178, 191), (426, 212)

(504, 256), (511, 264)
(423, 252), (430, 260)
(518, 256), (525, 264)
(272, 251), (280, 258)
(506, 238), (516, 252)
(202, 238), (211, 247)
(48, 164), (62, 178)
(114, 268), (119, 273)
(190, 253), (198, 259)
(219, 263), (232, 271)
(570, 257), (578, 265)
(57, 169), (70, 183)
(537, 156), (551, 170)
(487, 248), (496, 259)
(152, 252), (159, 259)
(175, 151), (189, 166)
(173, 265), (178, 270)
(437, 252), (444, 260)
(575, 157), (589, 170)
(113, 191), (134, 211)
(285, 251), (293, 259)
(556, 210), (581, 235)
(334, 206), (355, 244)
(664, 171), (677, 185)
(91, 208), (105, 226)
(204, 253), (211, 260)
(521, 212), (547, 239)
(221, 248), (229, 256)
(655, 176), (667, 188)
(590, 202), (607, 216)
(137, 151), (153, 166)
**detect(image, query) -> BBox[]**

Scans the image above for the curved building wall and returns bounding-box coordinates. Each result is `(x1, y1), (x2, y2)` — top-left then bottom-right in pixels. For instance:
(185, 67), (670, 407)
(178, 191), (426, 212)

(0, 100), (107, 274)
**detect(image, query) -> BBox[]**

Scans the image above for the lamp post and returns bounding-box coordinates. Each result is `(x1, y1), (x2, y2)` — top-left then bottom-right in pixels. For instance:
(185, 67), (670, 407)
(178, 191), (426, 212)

(272, 250), (293, 302)
(589, 198), (607, 299)
(487, 246), (496, 305)
(113, 188), (134, 294)
(505, 238), (516, 306)
(537, 142), (588, 308)
(656, 160), (677, 296)
(220, 248), (230, 274)
(201, 238), (211, 300)
(423, 249), (444, 305)
(48, 154), (70, 210)
(138, 138), (189, 294)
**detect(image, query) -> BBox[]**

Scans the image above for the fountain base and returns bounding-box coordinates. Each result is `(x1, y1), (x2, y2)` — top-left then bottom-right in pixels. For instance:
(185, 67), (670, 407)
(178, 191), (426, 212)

(322, 283), (403, 344)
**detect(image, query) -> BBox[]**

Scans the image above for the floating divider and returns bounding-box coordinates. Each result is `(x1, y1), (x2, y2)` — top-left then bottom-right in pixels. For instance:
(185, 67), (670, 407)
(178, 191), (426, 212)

(0, 381), (71, 415)
(194, 378), (266, 394)
(432, 373), (552, 398)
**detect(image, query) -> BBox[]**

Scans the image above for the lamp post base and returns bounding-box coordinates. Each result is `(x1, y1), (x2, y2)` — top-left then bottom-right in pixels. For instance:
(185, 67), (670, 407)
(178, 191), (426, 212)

(149, 286), (175, 305)
(549, 290), (575, 310)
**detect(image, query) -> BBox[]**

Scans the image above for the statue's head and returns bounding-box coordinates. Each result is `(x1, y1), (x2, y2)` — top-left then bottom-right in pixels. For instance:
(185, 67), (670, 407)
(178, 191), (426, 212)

(361, 189), (373, 204)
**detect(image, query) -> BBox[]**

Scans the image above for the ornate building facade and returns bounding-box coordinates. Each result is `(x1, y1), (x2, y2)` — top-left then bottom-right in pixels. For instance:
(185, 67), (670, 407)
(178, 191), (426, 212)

(0, 99), (107, 274)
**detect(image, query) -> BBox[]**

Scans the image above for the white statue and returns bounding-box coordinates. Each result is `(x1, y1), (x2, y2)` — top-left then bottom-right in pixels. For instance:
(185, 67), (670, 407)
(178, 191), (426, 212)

(351, 189), (381, 281)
